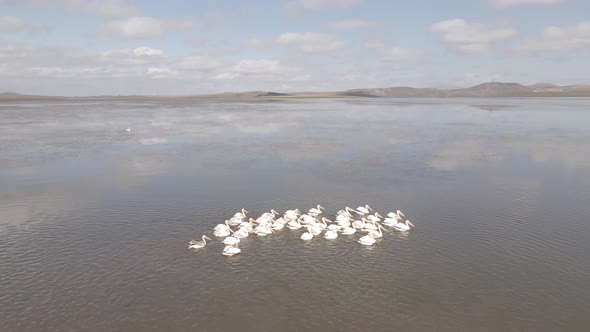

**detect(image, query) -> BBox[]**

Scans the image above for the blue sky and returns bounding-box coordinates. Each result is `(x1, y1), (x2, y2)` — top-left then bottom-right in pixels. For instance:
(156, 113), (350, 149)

(1, 0), (589, 95)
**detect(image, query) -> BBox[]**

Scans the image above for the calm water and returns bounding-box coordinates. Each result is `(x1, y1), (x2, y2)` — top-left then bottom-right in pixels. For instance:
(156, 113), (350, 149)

(1, 98), (590, 331)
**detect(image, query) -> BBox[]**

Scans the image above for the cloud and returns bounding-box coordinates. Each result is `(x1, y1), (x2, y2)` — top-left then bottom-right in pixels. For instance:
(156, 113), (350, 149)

(430, 19), (517, 54)
(384, 47), (429, 63)
(277, 32), (344, 53)
(242, 38), (263, 47)
(514, 20), (590, 54)
(175, 55), (222, 71)
(3, 0), (140, 17)
(326, 19), (376, 29)
(488, 0), (568, 8)
(284, 0), (364, 13)
(233, 59), (296, 74)
(0, 16), (26, 32)
(99, 16), (194, 40)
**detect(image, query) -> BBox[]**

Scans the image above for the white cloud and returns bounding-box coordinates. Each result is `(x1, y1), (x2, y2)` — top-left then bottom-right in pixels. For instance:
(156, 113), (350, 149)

(242, 38), (263, 47)
(285, 0), (364, 13)
(233, 59), (295, 74)
(514, 21), (590, 53)
(384, 47), (429, 63)
(100, 16), (194, 40)
(277, 32), (344, 53)
(430, 19), (517, 54)
(488, 0), (568, 8)
(326, 19), (376, 29)
(0, 16), (26, 32)
(4, 0), (140, 17)
(175, 55), (222, 71)
(100, 47), (164, 65)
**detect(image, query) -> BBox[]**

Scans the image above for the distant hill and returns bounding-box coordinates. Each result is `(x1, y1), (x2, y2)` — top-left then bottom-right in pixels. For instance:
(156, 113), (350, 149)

(2, 83), (590, 100)
(340, 82), (590, 98)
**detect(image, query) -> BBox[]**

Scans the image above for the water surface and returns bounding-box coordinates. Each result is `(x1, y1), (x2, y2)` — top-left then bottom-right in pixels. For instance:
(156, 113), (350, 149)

(1, 97), (590, 331)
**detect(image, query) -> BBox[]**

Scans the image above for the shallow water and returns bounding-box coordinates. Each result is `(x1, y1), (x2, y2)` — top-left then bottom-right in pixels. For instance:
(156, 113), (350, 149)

(1, 97), (590, 331)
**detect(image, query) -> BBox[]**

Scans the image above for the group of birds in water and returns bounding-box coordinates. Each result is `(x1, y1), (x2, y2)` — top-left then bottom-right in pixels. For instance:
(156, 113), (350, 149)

(188, 205), (416, 256)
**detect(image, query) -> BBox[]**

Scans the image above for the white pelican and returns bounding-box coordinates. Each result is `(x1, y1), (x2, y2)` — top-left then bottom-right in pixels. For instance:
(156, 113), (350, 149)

(308, 223), (323, 235)
(214, 224), (233, 237)
(358, 233), (376, 245)
(366, 222), (386, 238)
(354, 205), (373, 215)
(352, 218), (366, 229)
(284, 209), (300, 220)
(362, 221), (378, 232)
(188, 235), (211, 249)
(393, 220), (416, 232)
(301, 226), (314, 240)
(344, 206), (356, 214)
(287, 219), (303, 230)
(213, 220), (231, 232)
(341, 224), (357, 235)
(324, 229), (338, 239)
(254, 225), (274, 236)
(327, 224), (340, 231)
(233, 228), (249, 239)
(387, 210), (405, 219)
(308, 205), (325, 215)
(382, 218), (398, 227)
(222, 244), (241, 256)
(299, 214), (317, 225)
(227, 216), (243, 226)
(366, 212), (383, 223)
(223, 235), (240, 245)
(260, 209), (279, 220)
(272, 220), (285, 230)
(233, 209), (248, 219)
(239, 219), (255, 233)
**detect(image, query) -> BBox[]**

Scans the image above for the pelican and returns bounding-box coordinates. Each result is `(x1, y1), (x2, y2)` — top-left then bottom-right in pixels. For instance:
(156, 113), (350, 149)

(188, 235), (211, 249)
(233, 209), (248, 219)
(213, 220), (231, 232)
(362, 221), (378, 232)
(254, 224), (274, 236)
(341, 223), (357, 235)
(260, 209), (279, 220)
(272, 219), (285, 230)
(284, 209), (301, 220)
(308, 205), (325, 215)
(223, 235), (240, 245)
(393, 220), (416, 232)
(239, 219), (255, 233)
(222, 244), (241, 256)
(299, 214), (317, 225)
(366, 222), (386, 238)
(355, 205), (373, 215)
(308, 223), (323, 235)
(324, 229), (338, 239)
(233, 228), (249, 239)
(126, 127), (131, 132)
(214, 223), (233, 237)
(387, 210), (405, 219)
(287, 219), (303, 230)
(352, 218), (366, 229)
(301, 226), (314, 240)
(344, 206), (356, 214)
(366, 212), (383, 223)
(227, 216), (243, 226)
(358, 233), (376, 245)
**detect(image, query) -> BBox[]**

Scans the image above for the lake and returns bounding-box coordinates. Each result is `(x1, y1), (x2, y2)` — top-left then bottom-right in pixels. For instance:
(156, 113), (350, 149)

(1, 97), (590, 331)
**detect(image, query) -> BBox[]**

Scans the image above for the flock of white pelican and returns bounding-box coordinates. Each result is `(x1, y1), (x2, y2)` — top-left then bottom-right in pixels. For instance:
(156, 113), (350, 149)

(188, 205), (415, 256)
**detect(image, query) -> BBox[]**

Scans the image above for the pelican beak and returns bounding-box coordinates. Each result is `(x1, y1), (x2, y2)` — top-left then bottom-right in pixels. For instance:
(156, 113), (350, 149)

(205, 236), (212, 240)
(408, 220), (415, 228)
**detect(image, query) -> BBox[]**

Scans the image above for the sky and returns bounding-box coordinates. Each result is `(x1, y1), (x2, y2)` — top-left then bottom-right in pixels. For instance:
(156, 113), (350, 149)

(1, 0), (589, 96)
